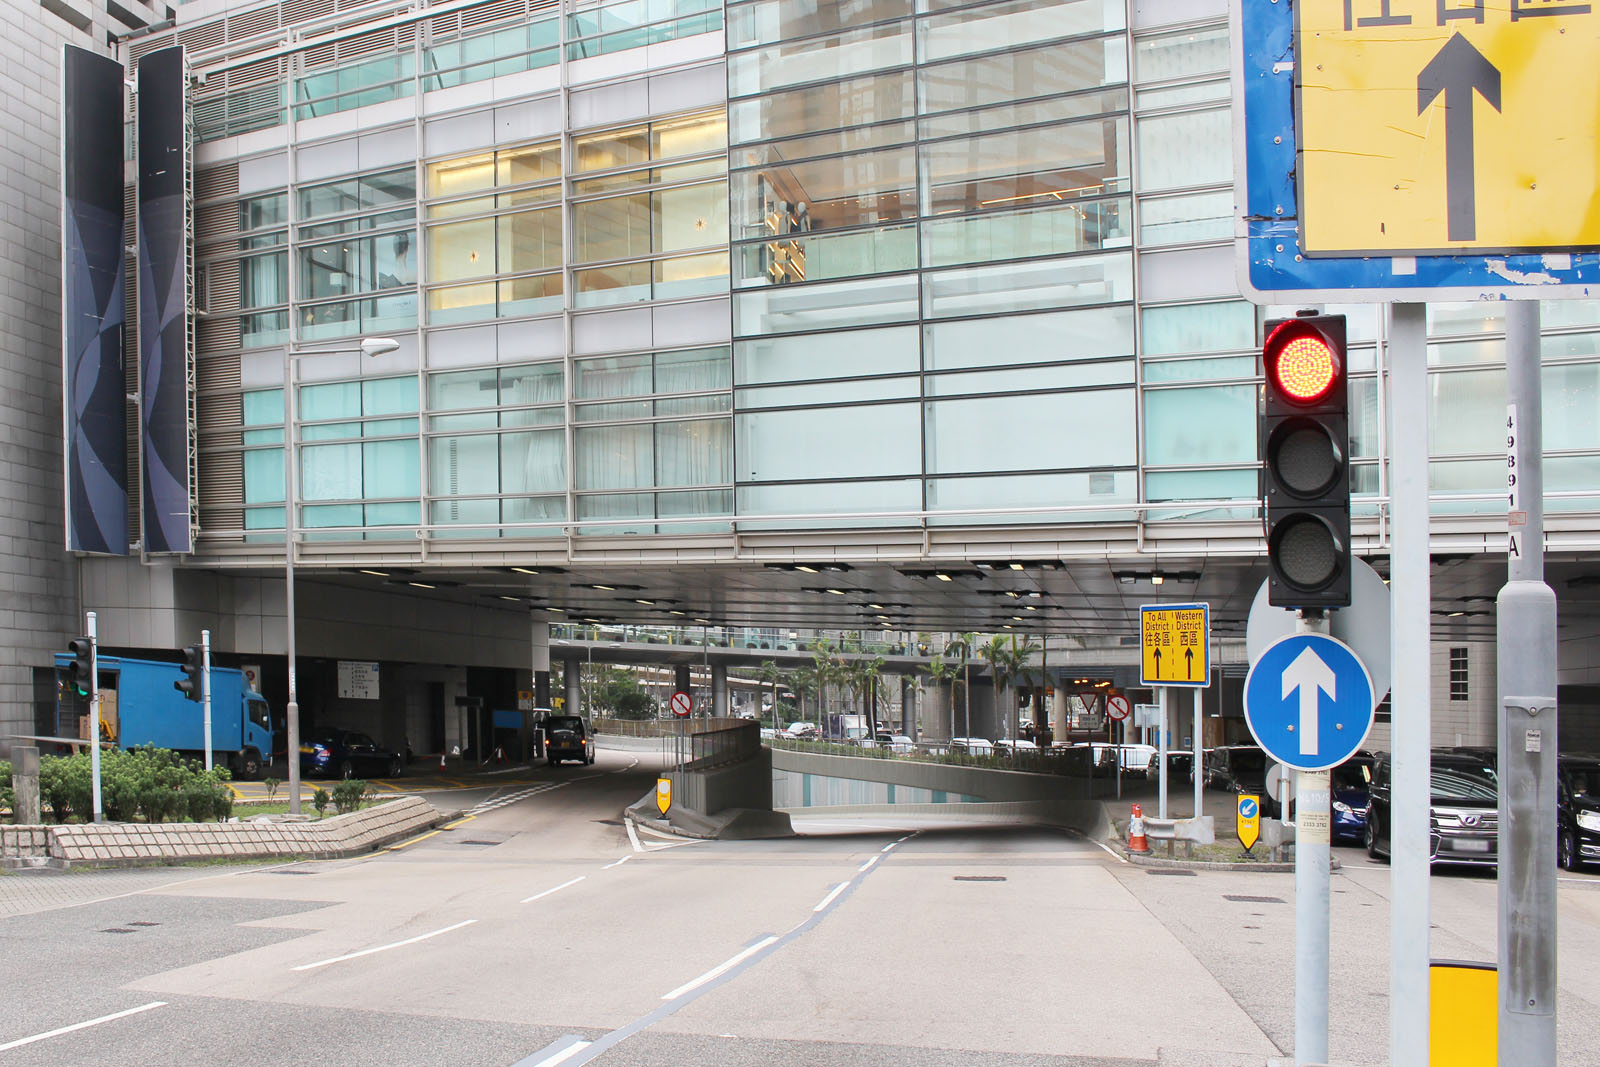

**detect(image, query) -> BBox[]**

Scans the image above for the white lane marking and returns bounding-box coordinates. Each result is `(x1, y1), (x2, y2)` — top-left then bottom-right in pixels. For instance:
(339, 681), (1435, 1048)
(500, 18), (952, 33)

(517, 1035), (593, 1067)
(521, 876), (586, 905)
(467, 782), (566, 815)
(813, 882), (850, 912)
(858, 855), (880, 873)
(603, 855), (631, 870)
(0, 1001), (167, 1052)
(659, 936), (779, 1001)
(610, 757), (640, 775)
(626, 820), (645, 853)
(880, 842), (898, 853)
(1092, 838), (1130, 864)
(291, 919), (478, 971)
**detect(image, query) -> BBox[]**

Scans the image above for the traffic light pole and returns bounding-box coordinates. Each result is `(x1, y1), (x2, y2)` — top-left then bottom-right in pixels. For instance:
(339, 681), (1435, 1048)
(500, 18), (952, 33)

(202, 629), (213, 772)
(86, 611), (103, 823)
(1294, 611), (1331, 1067)
(1498, 299), (1557, 1066)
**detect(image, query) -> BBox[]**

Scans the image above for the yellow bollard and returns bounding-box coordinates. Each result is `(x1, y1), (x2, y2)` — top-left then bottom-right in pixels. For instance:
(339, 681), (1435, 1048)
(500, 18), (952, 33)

(1430, 960), (1496, 1066)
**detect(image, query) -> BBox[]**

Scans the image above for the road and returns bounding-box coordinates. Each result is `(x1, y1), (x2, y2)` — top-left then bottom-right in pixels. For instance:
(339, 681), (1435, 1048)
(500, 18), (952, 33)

(3, 743), (1600, 1066)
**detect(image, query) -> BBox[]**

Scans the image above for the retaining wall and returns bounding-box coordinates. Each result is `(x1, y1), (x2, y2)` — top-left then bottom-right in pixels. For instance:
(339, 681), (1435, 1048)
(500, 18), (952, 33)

(0, 796), (444, 869)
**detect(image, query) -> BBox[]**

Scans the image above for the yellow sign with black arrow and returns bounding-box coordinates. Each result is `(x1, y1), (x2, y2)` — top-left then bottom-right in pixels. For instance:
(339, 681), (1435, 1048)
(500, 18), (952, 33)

(1140, 603), (1210, 687)
(1298, 2), (1600, 256)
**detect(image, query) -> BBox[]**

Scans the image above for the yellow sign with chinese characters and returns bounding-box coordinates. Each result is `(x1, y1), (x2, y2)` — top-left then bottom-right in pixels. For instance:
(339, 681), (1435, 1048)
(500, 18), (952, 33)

(1140, 603), (1210, 687)
(1298, 1), (1600, 255)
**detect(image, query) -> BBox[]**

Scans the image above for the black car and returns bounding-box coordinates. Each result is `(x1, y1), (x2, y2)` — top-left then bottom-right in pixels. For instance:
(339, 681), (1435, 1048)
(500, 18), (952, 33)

(301, 728), (405, 779)
(1207, 744), (1280, 817)
(1558, 755), (1600, 870)
(1331, 752), (1375, 845)
(544, 715), (594, 766)
(1365, 748), (1498, 868)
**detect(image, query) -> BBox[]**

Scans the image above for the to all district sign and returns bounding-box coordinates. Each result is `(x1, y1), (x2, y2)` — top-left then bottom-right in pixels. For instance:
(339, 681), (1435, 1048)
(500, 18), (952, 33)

(1140, 603), (1211, 688)
(1298, 1), (1600, 256)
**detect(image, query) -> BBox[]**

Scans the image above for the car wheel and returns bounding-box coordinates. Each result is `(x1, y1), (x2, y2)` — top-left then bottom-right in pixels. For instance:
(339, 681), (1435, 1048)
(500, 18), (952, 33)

(238, 750), (262, 780)
(1366, 812), (1385, 861)
(1560, 828), (1579, 871)
(340, 759), (355, 780)
(548, 756), (559, 767)
(387, 757), (403, 778)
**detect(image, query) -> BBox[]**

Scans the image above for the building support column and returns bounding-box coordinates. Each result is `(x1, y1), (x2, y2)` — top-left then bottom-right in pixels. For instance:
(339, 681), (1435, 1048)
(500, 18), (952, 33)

(564, 658), (581, 717)
(712, 662), (728, 718)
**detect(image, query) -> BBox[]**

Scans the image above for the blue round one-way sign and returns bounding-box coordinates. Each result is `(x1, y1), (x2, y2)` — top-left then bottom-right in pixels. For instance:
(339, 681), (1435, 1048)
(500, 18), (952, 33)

(1243, 633), (1375, 772)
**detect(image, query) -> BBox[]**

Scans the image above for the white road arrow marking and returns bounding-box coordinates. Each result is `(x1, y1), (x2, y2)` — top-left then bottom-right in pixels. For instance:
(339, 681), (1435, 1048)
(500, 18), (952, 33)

(1283, 647), (1337, 757)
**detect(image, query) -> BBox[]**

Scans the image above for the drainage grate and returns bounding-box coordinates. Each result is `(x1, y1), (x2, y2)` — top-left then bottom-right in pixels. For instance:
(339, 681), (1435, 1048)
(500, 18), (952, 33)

(101, 928), (136, 934)
(1146, 869), (1197, 876)
(271, 869), (315, 875)
(459, 839), (499, 847)
(1224, 894), (1286, 904)
(593, 819), (622, 826)
(954, 876), (1007, 882)
(126, 921), (160, 927)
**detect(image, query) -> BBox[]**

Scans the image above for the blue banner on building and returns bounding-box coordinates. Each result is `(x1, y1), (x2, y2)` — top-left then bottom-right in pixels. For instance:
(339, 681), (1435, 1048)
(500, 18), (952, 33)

(137, 46), (194, 554)
(60, 45), (128, 555)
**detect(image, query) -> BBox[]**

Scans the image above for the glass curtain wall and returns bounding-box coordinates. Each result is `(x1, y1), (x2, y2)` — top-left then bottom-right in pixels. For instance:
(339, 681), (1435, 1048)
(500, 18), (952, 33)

(727, 0), (1138, 525)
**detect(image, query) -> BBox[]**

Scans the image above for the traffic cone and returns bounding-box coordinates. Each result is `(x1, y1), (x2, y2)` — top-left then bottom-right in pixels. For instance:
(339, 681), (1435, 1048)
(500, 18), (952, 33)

(438, 751), (447, 772)
(1128, 803), (1149, 854)
(495, 745), (506, 765)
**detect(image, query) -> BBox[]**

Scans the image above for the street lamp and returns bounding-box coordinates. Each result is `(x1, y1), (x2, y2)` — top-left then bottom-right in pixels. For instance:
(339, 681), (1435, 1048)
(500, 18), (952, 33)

(282, 336), (400, 814)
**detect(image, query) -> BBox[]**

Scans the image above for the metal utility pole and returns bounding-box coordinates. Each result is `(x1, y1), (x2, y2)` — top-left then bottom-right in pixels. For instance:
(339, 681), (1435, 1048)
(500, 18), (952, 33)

(201, 628), (213, 772)
(1498, 299), (1558, 1065)
(87, 611), (103, 823)
(1295, 612), (1332, 1067)
(1388, 302), (1432, 1065)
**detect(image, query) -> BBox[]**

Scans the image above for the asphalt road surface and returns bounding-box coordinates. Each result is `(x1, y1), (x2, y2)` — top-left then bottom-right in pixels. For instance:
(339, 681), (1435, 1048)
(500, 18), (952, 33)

(5, 743), (1600, 1066)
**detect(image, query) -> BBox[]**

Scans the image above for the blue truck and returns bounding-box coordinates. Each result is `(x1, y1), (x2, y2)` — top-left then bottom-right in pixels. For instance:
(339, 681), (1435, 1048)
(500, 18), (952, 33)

(54, 653), (276, 778)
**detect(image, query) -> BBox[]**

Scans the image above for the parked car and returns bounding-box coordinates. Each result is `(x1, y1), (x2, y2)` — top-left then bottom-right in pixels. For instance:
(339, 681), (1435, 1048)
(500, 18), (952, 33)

(1558, 754), (1600, 870)
(949, 737), (995, 757)
(994, 738), (1038, 757)
(1366, 748), (1499, 868)
(1331, 752), (1376, 845)
(1208, 744), (1279, 817)
(301, 728), (404, 779)
(882, 733), (916, 754)
(783, 721), (819, 740)
(543, 714), (594, 766)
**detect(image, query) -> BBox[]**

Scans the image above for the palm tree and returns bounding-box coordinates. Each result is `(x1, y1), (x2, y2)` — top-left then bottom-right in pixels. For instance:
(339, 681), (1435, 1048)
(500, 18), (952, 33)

(982, 634), (1041, 745)
(943, 632), (978, 740)
(790, 667), (818, 723)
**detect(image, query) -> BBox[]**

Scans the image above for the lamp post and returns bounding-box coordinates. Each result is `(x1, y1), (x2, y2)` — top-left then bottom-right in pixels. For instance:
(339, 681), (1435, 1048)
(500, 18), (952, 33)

(282, 336), (400, 814)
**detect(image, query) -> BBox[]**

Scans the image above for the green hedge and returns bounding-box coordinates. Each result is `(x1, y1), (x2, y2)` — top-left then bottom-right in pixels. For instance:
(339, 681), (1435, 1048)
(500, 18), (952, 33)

(36, 746), (233, 824)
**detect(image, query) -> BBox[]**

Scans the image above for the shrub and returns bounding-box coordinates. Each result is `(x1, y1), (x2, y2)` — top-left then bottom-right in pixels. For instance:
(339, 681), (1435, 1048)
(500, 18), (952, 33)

(332, 779), (368, 815)
(35, 746), (234, 824)
(263, 777), (280, 802)
(0, 760), (12, 820)
(312, 788), (330, 818)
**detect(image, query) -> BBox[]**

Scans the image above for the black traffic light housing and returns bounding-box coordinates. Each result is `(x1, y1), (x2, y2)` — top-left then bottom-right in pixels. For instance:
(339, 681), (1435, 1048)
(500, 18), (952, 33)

(66, 636), (94, 695)
(1261, 313), (1352, 610)
(176, 644), (202, 702)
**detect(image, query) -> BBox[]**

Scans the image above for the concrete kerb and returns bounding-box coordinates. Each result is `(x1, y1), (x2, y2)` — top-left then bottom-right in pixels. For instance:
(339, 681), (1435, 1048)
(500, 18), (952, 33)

(0, 796), (450, 870)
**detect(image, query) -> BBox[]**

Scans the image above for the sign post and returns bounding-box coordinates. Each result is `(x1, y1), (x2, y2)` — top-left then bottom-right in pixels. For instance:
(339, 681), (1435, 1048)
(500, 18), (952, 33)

(1142, 604), (1211, 821)
(1245, 629), (1375, 1067)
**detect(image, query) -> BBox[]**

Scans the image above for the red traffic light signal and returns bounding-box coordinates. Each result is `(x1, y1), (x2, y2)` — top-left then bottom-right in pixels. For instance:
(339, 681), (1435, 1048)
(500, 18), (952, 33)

(1260, 314), (1351, 610)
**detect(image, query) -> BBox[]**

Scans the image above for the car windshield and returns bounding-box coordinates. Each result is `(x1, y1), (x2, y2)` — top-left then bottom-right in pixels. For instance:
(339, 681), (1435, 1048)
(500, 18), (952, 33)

(1230, 749), (1267, 774)
(1567, 763), (1600, 797)
(548, 717), (583, 732)
(1332, 761), (1372, 790)
(1432, 761), (1498, 801)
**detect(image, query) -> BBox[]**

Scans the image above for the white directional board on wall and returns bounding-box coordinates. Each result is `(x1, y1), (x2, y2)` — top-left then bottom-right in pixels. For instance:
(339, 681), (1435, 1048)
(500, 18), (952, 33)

(1243, 633), (1374, 772)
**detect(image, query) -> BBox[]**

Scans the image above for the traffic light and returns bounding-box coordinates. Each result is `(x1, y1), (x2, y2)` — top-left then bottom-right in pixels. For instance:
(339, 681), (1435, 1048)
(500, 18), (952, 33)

(65, 636), (93, 696)
(1260, 312), (1351, 610)
(176, 644), (202, 702)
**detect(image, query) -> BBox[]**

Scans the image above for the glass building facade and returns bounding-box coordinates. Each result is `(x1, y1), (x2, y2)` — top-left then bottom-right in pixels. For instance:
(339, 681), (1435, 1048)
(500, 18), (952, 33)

(147, 0), (1600, 562)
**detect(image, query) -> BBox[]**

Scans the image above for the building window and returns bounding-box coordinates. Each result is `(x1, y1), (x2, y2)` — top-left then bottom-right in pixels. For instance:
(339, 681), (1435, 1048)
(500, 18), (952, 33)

(1449, 647), (1469, 702)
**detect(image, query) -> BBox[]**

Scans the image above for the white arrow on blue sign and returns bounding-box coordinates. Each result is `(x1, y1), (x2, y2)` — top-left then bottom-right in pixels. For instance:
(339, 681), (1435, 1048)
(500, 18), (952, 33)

(1243, 633), (1375, 772)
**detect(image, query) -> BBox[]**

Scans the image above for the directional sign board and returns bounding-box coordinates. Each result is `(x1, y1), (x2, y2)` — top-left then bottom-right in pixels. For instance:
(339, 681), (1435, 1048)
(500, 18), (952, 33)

(1244, 633), (1375, 772)
(1231, 0), (1600, 301)
(669, 690), (692, 718)
(1238, 794), (1261, 851)
(1140, 603), (1210, 688)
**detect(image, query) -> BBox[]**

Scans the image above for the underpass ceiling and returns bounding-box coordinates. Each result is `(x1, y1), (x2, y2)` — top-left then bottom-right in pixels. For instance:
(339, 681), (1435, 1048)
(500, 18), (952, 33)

(267, 551), (1600, 645)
